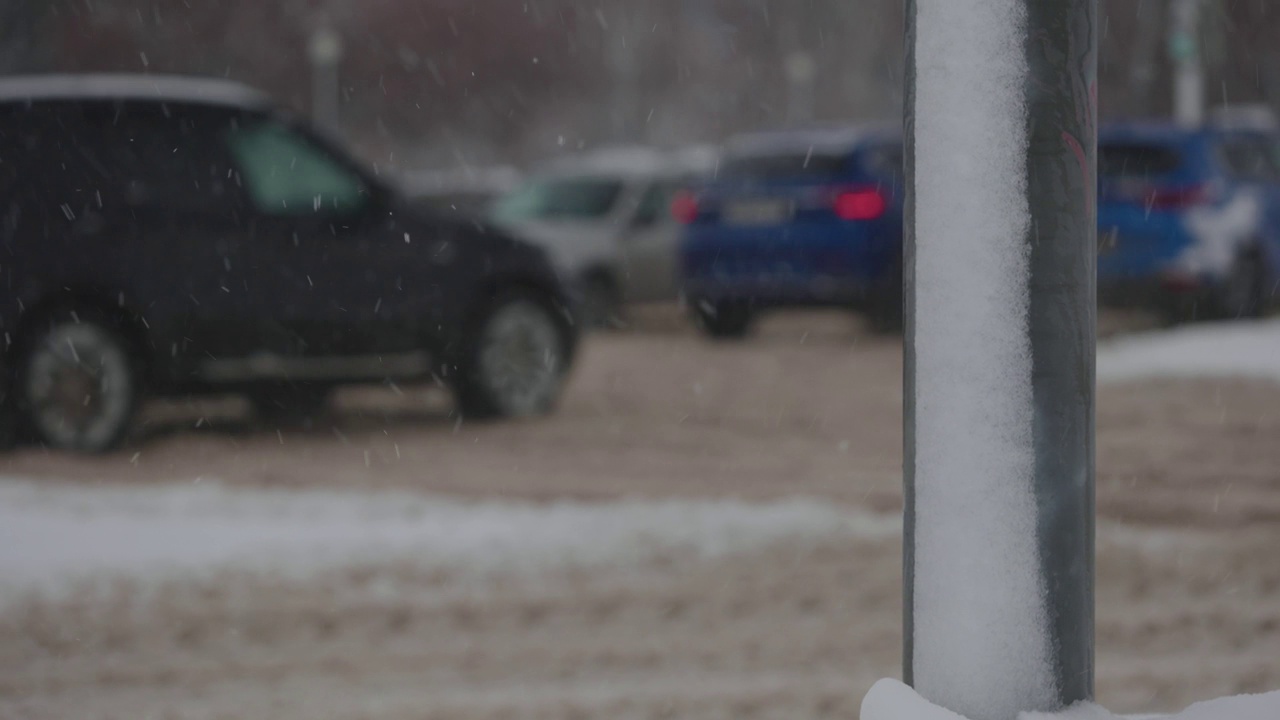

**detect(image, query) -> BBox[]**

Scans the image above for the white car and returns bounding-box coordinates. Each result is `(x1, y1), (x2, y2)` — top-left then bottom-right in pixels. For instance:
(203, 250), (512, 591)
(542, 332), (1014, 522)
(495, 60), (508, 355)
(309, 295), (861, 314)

(491, 146), (718, 327)
(399, 165), (521, 216)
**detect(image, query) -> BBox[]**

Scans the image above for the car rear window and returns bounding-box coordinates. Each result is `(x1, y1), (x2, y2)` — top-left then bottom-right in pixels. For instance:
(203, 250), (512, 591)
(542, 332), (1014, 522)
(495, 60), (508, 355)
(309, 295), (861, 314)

(492, 177), (623, 221)
(1098, 143), (1183, 179)
(859, 145), (904, 180)
(720, 152), (849, 180)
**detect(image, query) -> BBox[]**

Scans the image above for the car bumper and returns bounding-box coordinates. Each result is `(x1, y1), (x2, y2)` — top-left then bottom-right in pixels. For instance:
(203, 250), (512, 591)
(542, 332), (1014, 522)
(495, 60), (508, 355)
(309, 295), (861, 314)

(683, 275), (876, 308)
(1098, 269), (1214, 310)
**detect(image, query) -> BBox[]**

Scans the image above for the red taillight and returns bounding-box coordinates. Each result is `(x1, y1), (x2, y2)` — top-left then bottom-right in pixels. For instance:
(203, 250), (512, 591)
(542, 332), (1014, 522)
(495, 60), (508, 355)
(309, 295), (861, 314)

(1160, 269), (1201, 293)
(832, 187), (888, 221)
(670, 191), (700, 224)
(1143, 184), (1211, 210)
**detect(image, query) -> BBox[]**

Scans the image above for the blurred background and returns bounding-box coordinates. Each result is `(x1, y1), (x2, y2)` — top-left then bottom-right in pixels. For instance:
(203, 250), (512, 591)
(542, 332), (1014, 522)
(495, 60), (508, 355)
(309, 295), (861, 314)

(2, 3), (1279, 720)
(2, 0), (1277, 167)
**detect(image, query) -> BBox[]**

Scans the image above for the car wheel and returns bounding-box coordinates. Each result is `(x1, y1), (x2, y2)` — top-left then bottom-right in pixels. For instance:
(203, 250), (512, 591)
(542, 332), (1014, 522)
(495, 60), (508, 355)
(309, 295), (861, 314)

(578, 273), (622, 330)
(249, 382), (332, 428)
(15, 311), (139, 453)
(456, 292), (570, 419)
(693, 300), (753, 340)
(1218, 251), (1267, 320)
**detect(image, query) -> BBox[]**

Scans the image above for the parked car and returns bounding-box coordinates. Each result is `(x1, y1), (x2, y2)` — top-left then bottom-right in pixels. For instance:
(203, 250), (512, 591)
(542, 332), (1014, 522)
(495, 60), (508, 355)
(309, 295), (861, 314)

(1098, 113), (1280, 321)
(399, 165), (521, 217)
(490, 145), (718, 327)
(678, 126), (904, 337)
(0, 74), (577, 453)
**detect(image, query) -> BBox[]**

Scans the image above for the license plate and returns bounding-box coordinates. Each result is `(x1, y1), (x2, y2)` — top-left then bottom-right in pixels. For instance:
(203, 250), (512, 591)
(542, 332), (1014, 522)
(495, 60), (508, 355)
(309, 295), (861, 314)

(723, 199), (792, 226)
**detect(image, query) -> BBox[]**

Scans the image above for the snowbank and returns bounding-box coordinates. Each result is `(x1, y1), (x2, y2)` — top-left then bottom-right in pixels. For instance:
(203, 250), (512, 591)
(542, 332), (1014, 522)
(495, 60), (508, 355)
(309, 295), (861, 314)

(0, 479), (897, 602)
(1098, 319), (1280, 384)
(863, 678), (1280, 720)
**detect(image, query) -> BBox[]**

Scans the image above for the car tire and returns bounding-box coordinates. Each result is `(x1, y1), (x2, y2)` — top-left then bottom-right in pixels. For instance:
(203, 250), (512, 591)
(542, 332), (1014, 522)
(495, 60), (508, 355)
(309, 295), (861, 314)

(693, 301), (753, 340)
(249, 382), (332, 428)
(455, 291), (571, 419)
(1217, 250), (1268, 320)
(14, 309), (140, 453)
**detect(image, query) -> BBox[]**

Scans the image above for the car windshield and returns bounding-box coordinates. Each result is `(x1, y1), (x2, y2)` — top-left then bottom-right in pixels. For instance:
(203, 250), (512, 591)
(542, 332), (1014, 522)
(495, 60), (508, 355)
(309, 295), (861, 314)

(491, 177), (624, 221)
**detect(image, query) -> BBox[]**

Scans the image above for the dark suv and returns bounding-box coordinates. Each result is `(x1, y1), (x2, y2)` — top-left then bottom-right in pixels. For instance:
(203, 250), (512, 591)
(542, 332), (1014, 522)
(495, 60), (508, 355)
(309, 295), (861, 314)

(0, 75), (577, 452)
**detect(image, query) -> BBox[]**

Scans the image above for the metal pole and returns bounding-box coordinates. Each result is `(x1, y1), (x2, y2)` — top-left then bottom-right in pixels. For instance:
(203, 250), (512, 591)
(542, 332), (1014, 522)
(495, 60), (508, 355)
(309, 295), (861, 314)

(308, 23), (343, 134)
(785, 52), (817, 127)
(1127, 0), (1165, 117)
(781, 13), (816, 127)
(1171, 0), (1204, 127)
(610, 8), (641, 143)
(903, 0), (1096, 718)
(1023, 0), (1096, 706)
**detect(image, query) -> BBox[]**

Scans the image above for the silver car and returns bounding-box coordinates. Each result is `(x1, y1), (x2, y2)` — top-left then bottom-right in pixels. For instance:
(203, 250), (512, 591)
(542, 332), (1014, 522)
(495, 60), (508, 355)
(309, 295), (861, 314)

(491, 146), (717, 327)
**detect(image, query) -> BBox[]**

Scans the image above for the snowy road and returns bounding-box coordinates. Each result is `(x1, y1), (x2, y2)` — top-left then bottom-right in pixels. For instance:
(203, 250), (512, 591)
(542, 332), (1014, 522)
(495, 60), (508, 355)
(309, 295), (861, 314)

(1, 313), (1278, 719)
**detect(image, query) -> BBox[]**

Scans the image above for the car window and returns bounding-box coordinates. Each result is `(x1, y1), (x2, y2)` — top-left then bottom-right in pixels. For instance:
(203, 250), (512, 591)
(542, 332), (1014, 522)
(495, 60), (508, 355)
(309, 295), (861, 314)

(225, 119), (368, 216)
(1217, 136), (1280, 183)
(631, 180), (680, 226)
(720, 151), (849, 180)
(0, 106), (52, 199)
(9, 103), (235, 212)
(492, 177), (624, 221)
(1098, 143), (1184, 179)
(94, 105), (239, 210)
(860, 145), (903, 179)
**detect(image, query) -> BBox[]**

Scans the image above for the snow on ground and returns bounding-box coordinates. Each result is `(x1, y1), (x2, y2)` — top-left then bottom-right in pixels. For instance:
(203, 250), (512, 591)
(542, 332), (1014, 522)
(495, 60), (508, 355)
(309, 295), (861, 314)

(1098, 319), (1280, 384)
(0, 478), (899, 603)
(863, 678), (1280, 720)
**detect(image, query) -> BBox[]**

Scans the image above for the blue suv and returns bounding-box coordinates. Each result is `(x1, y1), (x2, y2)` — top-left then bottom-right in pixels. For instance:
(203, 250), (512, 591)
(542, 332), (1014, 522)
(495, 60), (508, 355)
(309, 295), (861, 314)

(677, 127), (904, 337)
(1099, 117), (1280, 320)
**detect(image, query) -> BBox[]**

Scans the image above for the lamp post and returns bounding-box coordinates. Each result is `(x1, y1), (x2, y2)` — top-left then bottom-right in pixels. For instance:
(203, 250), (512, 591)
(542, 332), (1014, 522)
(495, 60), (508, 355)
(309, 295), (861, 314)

(1170, 0), (1205, 127)
(785, 52), (817, 126)
(903, 1), (1097, 718)
(308, 21), (343, 133)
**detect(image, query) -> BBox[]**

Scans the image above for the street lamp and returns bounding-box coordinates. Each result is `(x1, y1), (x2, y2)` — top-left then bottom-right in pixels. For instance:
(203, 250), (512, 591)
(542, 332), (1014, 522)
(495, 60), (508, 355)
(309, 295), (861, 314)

(1170, 0), (1205, 127)
(308, 21), (343, 133)
(785, 51), (817, 126)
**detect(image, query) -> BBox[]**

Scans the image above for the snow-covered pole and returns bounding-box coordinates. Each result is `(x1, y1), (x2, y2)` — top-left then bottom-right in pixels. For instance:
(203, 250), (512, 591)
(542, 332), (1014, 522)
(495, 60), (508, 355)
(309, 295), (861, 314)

(903, 0), (1096, 719)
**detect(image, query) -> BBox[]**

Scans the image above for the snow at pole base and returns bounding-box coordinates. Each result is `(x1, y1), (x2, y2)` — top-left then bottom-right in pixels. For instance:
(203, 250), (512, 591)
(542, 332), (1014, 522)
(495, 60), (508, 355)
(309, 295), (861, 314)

(863, 679), (1280, 720)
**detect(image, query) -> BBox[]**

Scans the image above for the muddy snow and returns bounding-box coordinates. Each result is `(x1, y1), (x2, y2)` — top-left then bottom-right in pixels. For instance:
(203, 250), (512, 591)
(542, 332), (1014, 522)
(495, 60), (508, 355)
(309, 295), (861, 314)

(1, 312), (1277, 720)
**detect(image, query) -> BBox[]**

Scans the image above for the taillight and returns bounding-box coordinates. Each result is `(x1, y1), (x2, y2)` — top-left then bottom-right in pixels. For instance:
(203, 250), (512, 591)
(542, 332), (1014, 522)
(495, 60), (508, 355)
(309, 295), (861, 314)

(832, 187), (888, 221)
(1143, 184), (1211, 210)
(671, 191), (700, 224)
